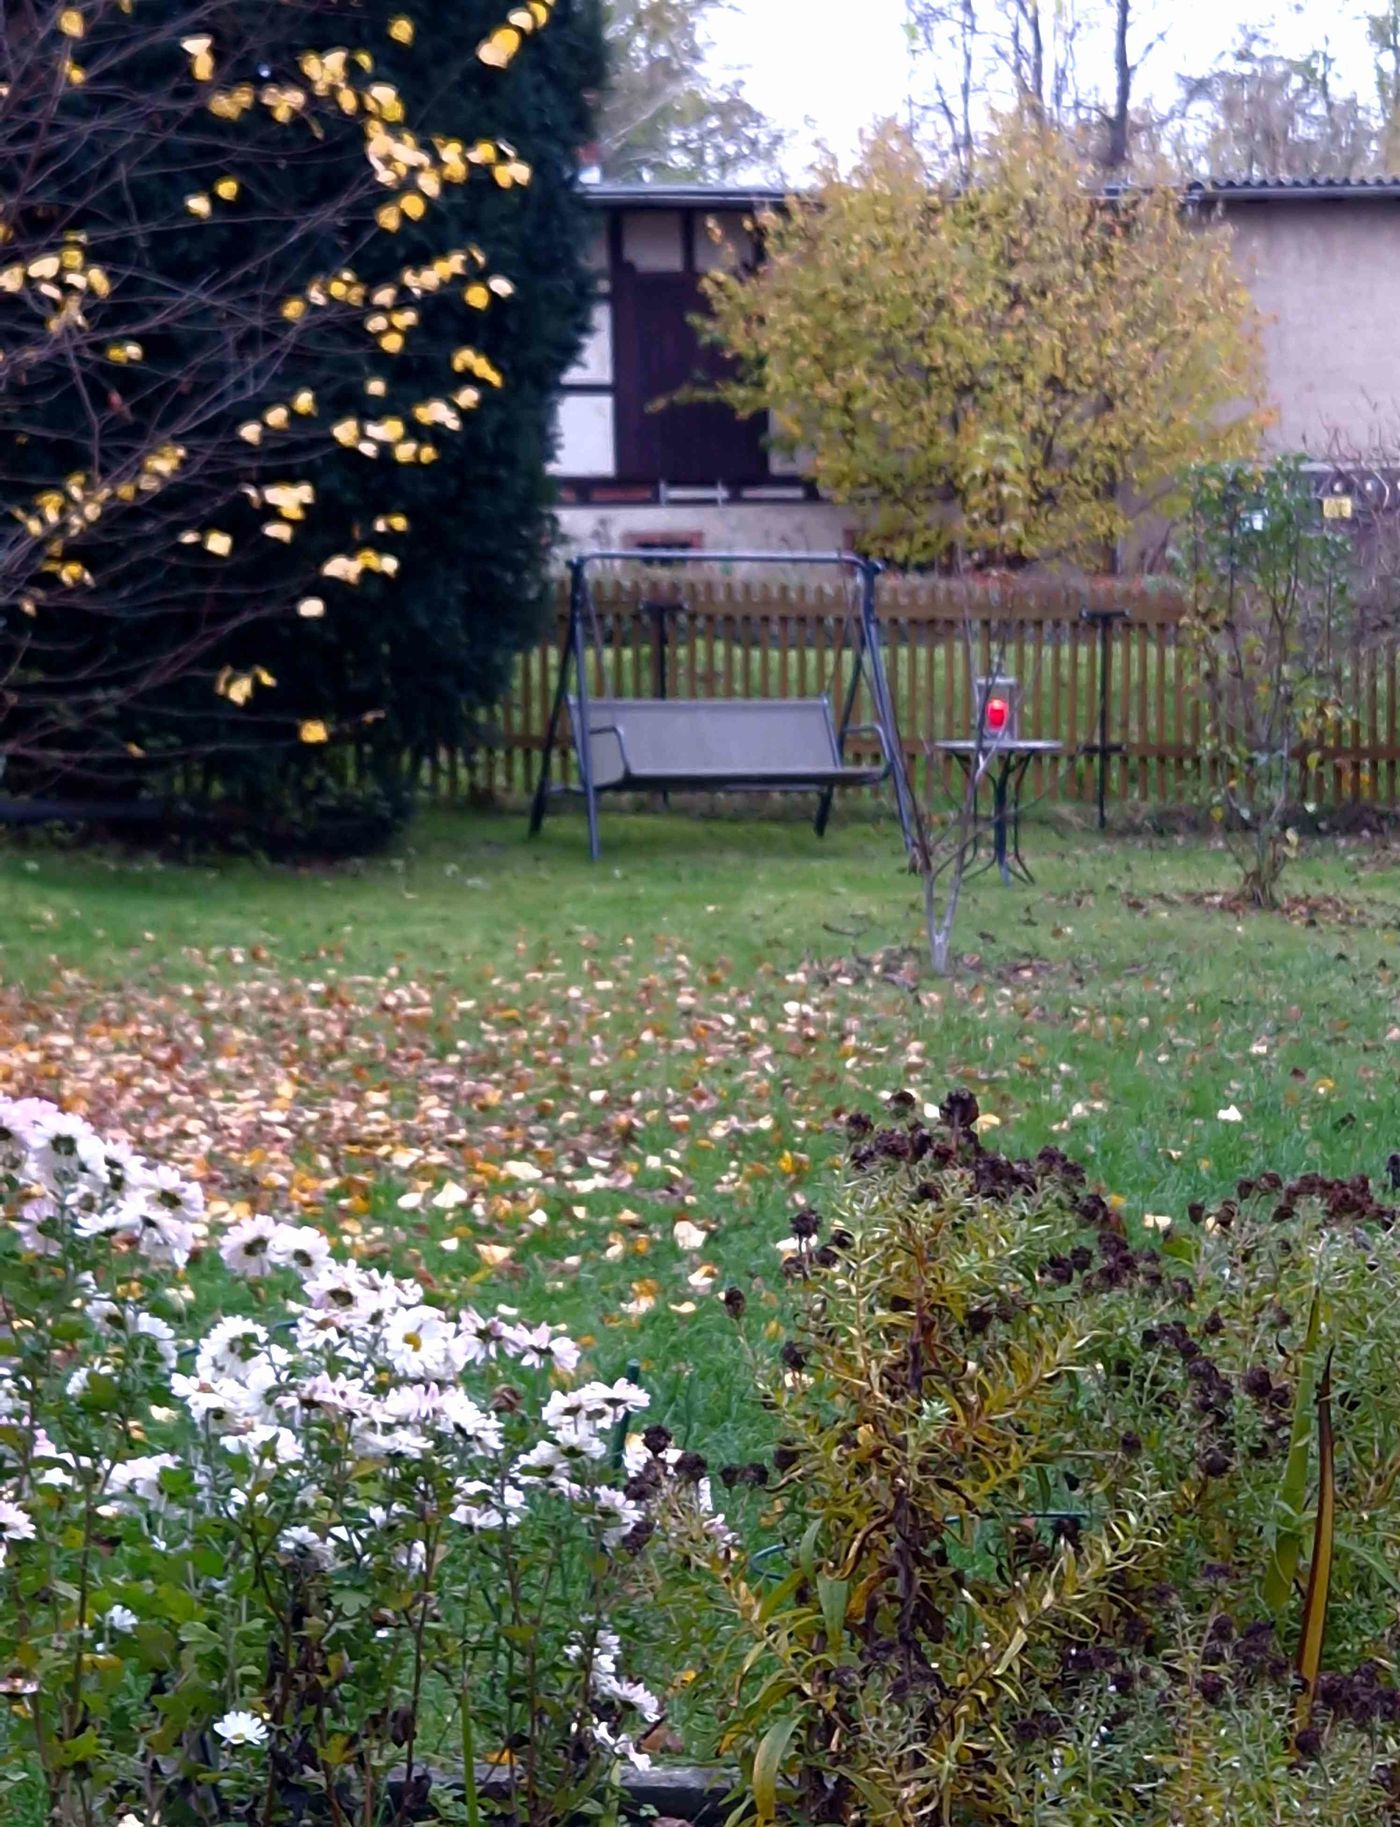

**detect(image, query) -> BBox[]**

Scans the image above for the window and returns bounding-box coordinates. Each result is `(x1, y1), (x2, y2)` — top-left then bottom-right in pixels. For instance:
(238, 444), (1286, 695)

(622, 530), (705, 552)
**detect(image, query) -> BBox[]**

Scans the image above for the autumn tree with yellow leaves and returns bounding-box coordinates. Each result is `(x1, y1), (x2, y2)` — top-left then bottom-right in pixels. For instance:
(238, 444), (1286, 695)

(0, 0), (601, 824)
(702, 120), (1269, 571)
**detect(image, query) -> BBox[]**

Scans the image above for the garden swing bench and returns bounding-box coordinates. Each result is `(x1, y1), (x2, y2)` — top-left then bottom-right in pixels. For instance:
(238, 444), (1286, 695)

(527, 550), (919, 860)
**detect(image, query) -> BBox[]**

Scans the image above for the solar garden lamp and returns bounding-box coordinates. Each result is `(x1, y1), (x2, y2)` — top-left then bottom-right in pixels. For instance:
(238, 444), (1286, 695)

(975, 676), (1019, 747)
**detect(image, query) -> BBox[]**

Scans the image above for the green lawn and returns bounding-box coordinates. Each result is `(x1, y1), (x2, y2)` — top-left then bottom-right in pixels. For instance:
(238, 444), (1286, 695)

(2, 809), (1400, 1467)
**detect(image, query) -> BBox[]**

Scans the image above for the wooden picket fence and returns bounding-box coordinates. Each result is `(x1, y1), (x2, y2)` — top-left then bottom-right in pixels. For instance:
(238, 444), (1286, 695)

(466, 571), (1400, 811)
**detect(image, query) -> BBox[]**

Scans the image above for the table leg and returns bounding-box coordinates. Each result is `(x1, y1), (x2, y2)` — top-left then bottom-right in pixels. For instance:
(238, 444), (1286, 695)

(993, 762), (1011, 886)
(1010, 754), (1034, 884)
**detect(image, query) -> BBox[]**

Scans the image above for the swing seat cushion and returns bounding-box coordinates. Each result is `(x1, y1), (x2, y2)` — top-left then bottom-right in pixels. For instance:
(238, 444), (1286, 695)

(566, 697), (890, 793)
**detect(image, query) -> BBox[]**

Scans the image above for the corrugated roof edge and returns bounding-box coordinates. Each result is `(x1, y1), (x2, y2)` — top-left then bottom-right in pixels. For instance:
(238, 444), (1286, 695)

(579, 181), (788, 209)
(1188, 175), (1400, 200)
(580, 176), (1400, 209)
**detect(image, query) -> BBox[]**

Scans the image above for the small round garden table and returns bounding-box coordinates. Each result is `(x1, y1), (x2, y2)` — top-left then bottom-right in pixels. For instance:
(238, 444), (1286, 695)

(934, 739), (1065, 885)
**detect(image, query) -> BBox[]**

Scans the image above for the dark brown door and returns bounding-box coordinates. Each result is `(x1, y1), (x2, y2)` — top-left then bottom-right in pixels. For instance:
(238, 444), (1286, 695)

(613, 269), (768, 485)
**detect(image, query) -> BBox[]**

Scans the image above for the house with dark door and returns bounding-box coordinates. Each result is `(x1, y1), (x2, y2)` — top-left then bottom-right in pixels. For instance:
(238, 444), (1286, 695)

(552, 183), (850, 555)
(552, 176), (1400, 558)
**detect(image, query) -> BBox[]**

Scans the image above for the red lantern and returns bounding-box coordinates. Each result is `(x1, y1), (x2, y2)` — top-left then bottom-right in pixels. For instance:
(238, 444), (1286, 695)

(986, 695), (1010, 735)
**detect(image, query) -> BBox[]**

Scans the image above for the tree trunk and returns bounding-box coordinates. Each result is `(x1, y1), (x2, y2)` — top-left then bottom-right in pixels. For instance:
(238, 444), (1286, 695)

(1105, 0), (1131, 171)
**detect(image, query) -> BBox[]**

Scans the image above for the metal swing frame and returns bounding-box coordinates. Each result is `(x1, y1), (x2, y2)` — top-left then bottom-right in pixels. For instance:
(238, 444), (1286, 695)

(527, 550), (919, 861)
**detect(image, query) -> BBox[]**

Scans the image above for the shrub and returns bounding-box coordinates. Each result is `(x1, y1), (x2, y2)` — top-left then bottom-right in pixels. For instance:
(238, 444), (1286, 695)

(0, 1096), (667, 1827)
(660, 1092), (1400, 1827)
(1181, 457), (1355, 909)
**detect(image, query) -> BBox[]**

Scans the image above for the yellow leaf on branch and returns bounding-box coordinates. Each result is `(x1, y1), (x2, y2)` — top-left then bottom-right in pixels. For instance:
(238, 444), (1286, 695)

(299, 719), (330, 744)
(478, 25), (521, 66)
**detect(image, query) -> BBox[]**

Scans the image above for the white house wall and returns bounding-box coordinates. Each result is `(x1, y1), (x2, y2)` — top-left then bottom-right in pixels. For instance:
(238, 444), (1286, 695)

(555, 498), (851, 556)
(553, 395), (616, 478)
(564, 301), (613, 386)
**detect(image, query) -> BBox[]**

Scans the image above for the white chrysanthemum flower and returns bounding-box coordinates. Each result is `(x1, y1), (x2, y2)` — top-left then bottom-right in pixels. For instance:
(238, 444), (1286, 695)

(0, 1095), (50, 1168)
(546, 1415), (608, 1462)
(597, 1672), (662, 1722)
(66, 1361), (113, 1398)
(133, 1312), (178, 1368)
(107, 1454), (181, 1505)
(73, 1199), (129, 1243)
(27, 1429), (75, 1487)
(591, 1720), (652, 1771)
(0, 1499), (37, 1547)
(85, 1295), (124, 1332)
(382, 1305), (453, 1379)
(513, 1441), (577, 1491)
(277, 1525), (336, 1572)
(436, 1389), (503, 1453)
(125, 1201), (196, 1269)
(221, 1425), (302, 1467)
(547, 1380), (648, 1429)
(214, 1709), (269, 1748)
(148, 1162), (204, 1222)
(395, 1538), (429, 1576)
(172, 1372), (258, 1429)
(597, 1378), (649, 1415)
(566, 1625), (623, 1677)
(327, 1503), (398, 1555)
(288, 1372), (372, 1419)
(93, 1137), (148, 1199)
(503, 1321), (581, 1375)
(196, 1317), (270, 1382)
(27, 1107), (101, 1190)
(377, 1382), (444, 1426)
(220, 1213), (279, 1278)
(451, 1480), (527, 1532)
(304, 1263), (372, 1315)
(582, 1486), (643, 1549)
(456, 1308), (508, 1364)
(268, 1223), (332, 1275)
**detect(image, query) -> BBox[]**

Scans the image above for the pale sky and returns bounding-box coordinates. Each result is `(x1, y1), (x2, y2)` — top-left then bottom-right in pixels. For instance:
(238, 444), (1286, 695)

(704, 0), (1378, 175)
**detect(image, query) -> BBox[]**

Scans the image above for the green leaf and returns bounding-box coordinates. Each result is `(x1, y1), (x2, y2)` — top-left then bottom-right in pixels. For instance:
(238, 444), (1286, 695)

(1263, 1287), (1323, 1614)
(816, 1575), (849, 1653)
(756, 1569), (805, 1625)
(752, 1716), (800, 1827)
(52, 1729), (101, 1770)
(133, 1623), (177, 1672)
(796, 1518), (822, 1581)
(1295, 1350), (1336, 1730)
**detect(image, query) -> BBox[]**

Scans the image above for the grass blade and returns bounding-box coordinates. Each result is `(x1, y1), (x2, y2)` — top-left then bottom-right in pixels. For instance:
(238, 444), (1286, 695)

(1295, 1348), (1337, 1729)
